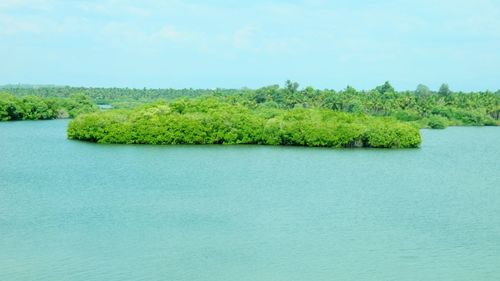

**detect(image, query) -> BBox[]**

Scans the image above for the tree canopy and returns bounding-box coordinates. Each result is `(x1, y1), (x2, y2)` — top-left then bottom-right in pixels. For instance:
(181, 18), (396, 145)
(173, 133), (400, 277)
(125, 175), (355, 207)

(0, 93), (97, 121)
(2, 82), (498, 129)
(68, 98), (422, 148)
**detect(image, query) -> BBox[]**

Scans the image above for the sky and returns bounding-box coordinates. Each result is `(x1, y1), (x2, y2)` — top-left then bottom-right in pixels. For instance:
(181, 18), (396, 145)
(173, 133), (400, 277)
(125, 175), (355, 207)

(1, 0), (499, 91)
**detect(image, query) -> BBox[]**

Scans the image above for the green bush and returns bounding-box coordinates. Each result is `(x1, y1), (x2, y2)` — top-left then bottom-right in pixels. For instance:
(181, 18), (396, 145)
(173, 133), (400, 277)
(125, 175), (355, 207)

(427, 115), (448, 129)
(0, 93), (97, 121)
(68, 99), (422, 148)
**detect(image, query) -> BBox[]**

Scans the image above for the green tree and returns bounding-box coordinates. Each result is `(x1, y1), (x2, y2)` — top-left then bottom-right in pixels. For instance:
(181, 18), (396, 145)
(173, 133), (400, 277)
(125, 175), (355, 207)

(0, 93), (23, 120)
(438, 83), (452, 96)
(415, 84), (431, 96)
(285, 80), (299, 94)
(375, 81), (395, 94)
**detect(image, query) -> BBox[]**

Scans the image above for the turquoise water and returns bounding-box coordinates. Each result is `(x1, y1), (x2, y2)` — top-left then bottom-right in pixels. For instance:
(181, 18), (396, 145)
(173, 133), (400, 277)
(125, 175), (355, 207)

(1, 120), (499, 281)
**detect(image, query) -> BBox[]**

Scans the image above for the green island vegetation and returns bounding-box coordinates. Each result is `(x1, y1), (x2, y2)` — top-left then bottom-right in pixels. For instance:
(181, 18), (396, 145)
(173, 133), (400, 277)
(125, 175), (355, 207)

(67, 98), (422, 148)
(0, 92), (97, 121)
(2, 81), (499, 148)
(2, 81), (498, 127)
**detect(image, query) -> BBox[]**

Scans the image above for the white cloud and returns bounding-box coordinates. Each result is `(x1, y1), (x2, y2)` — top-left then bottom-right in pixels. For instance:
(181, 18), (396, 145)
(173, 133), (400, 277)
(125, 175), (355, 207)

(0, 15), (42, 35)
(0, 0), (51, 11)
(77, 1), (151, 17)
(232, 25), (257, 49)
(77, 2), (107, 13)
(153, 26), (190, 41)
(124, 5), (150, 17)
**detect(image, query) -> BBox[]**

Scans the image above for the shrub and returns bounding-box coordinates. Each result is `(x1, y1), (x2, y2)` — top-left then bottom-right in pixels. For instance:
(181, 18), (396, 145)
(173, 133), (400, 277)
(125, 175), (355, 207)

(68, 99), (422, 148)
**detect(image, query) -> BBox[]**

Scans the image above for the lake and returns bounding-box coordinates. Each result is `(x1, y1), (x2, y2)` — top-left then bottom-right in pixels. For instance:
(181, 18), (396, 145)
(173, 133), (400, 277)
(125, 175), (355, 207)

(1, 120), (499, 281)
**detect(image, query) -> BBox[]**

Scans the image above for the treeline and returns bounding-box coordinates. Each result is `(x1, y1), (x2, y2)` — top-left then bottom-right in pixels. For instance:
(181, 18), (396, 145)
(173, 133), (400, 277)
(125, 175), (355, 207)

(2, 82), (499, 128)
(68, 98), (421, 148)
(226, 81), (499, 129)
(0, 93), (97, 121)
(1, 85), (221, 104)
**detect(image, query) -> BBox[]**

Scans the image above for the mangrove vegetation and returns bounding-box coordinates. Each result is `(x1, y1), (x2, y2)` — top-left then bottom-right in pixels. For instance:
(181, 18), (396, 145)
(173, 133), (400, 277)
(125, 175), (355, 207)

(2, 81), (498, 128)
(0, 93), (97, 121)
(68, 98), (421, 148)
(2, 81), (498, 148)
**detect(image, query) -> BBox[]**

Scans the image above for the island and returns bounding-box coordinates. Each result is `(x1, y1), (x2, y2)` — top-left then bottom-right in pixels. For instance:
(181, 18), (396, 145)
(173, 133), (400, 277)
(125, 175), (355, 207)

(1, 81), (498, 148)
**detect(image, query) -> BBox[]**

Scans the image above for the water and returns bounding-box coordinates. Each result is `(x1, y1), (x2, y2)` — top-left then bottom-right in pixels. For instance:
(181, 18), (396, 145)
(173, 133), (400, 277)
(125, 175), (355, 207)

(1, 120), (499, 281)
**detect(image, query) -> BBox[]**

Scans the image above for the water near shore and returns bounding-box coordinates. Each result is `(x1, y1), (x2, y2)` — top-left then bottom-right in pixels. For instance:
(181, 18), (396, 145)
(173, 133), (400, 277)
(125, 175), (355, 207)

(1, 120), (499, 281)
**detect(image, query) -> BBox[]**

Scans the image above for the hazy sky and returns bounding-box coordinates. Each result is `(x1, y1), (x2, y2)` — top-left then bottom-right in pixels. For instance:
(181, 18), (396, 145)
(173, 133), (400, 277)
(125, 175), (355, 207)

(1, 0), (499, 90)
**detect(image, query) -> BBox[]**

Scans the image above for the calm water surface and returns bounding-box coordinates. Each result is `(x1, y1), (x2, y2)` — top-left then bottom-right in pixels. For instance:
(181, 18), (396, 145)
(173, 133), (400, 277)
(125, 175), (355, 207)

(1, 120), (499, 281)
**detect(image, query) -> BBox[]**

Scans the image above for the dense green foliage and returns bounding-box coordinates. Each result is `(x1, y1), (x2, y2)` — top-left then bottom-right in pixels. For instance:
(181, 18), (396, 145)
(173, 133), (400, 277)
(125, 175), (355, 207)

(1, 85), (219, 104)
(3, 82), (498, 129)
(228, 81), (499, 128)
(68, 98), (421, 148)
(4, 81), (496, 148)
(0, 93), (97, 121)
